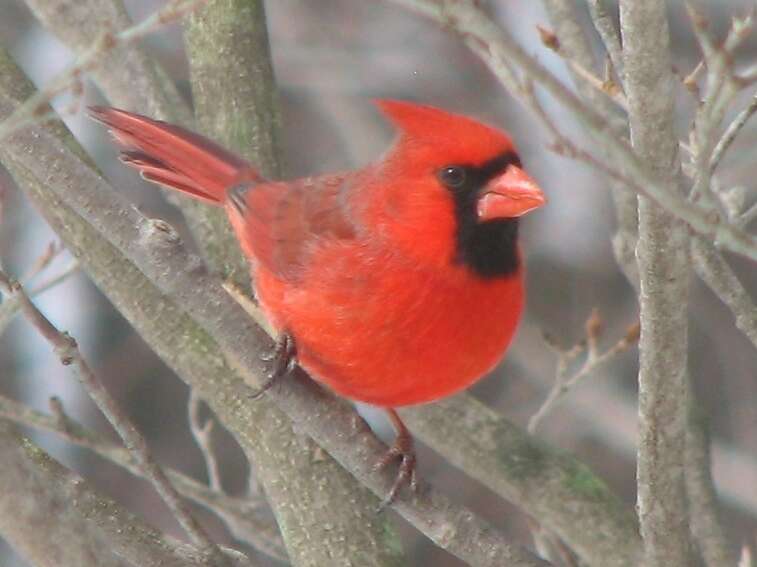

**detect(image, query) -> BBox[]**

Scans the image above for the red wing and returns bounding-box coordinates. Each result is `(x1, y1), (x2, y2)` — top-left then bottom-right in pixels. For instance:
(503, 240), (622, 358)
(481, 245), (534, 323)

(228, 173), (357, 282)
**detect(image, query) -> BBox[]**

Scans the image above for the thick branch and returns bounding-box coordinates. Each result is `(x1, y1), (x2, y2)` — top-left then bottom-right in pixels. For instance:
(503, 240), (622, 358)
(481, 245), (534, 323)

(0, 394), (288, 563)
(23, 0), (247, 291)
(619, 2), (693, 565)
(0, 420), (251, 567)
(0, 271), (231, 566)
(403, 396), (641, 567)
(183, 2), (407, 565)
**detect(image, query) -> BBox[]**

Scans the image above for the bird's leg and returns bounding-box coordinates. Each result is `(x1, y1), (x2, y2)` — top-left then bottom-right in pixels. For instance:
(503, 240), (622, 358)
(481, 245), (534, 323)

(375, 408), (418, 509)
(252, 333), (297, 399)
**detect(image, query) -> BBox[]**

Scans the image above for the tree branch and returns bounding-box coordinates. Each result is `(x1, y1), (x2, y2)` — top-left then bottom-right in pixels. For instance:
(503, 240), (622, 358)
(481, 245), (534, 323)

(685, 399), (737, 566)
(403, 395), (641, 567)
(23, 0), (250, 295)
(384, 0), (757, 263)
(0, 270), (233, 567)
(540, 0), (639, 291)
(0, 420), (252, 567)
(619, 2), (694, 565)
(0, 394), (288, 563)
(24, 0), (192, 124)
(692, 237), (757, 349)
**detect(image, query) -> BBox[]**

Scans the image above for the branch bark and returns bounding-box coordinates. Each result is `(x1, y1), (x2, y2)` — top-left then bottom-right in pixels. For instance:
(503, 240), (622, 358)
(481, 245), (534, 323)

(0, 270), (232, 566)
(403, 396), (641, 567)
(0, 393), (288, 563)
(23, 0), (248, 289)
(0, 420), (252, 567)
(619, 2), (694, 565)
(685, 399), (737, 566)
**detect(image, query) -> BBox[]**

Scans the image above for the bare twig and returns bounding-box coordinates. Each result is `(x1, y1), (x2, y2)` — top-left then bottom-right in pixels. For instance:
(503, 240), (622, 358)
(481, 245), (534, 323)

(527, 518), (579, 567)
(564, 59), (627, 109)
(28, 261), (79, 295)
(386, 0), (757, 263)
(739, 201), (757, 227)
(188, 389), (224, 494)
(540, 0), (638, 290)
(0, 0), (206, 142)
(686, 3), (745, 213)
(0, 271), (232, 567)
(587, 0), (624, 81)
(20, 241), (63, 283)
(685, 399), (737, 567)
(691, 238), (757, 349)
(0, 420), (255, 567)
(536, 22), (625, 109)
(0, 394), (288, 563)
(25, 0), (193, 125)
(528, 312), (639, 434)
(710, 93), (757, 174)
(0, 261), (79, 336)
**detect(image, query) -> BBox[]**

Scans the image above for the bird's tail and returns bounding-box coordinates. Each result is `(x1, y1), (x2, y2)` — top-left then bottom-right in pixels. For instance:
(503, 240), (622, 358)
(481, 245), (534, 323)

(89, 106), (262, 204)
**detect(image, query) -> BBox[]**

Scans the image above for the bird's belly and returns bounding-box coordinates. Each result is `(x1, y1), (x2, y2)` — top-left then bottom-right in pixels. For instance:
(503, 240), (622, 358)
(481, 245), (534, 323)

(255, 253), (524, 407)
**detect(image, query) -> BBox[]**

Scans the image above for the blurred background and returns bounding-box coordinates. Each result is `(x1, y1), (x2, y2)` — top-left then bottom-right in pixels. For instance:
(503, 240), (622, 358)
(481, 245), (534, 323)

(1, 1), (756, 565)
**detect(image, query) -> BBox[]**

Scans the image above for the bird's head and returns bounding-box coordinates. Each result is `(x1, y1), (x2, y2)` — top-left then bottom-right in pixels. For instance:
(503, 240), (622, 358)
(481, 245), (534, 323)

(365, 99), (546, 278)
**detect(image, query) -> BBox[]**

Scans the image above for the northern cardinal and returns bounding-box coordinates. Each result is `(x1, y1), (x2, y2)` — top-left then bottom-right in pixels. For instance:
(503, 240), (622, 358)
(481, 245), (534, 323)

(90, 100), (545, 505)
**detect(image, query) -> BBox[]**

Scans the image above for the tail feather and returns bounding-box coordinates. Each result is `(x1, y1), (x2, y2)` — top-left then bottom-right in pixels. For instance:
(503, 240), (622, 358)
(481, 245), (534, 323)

(89, 106), (262, 203)
(119, 150), (218, 203)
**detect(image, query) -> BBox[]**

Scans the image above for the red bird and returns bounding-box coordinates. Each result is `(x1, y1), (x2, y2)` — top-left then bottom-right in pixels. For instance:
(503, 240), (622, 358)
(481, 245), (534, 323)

(90, 100), (545, 504)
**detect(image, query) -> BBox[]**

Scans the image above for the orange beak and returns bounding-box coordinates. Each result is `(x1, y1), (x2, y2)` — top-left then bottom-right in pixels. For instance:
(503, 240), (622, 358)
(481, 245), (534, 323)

(476, 166), (546, 222)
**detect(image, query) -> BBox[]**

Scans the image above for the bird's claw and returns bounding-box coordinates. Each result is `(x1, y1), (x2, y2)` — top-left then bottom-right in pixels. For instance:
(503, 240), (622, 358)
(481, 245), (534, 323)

(374, 431), (418, 510)
(252, 333), (297, 399)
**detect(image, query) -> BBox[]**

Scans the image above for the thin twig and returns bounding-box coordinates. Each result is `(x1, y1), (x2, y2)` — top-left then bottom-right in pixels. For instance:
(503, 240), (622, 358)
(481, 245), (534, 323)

(28, 261), (79, 295)
(0, 261), (79, 336)
(691, 237), (757, 349)
(188, 389), (224, 494)
(685, 397), (737, 567)
(20, 241), (63, 283)
(564, 59), (627, 109)
(738, 201), (757, 227)
(528, 312), (639, 434)
(686, 3), (744, 214)
(587, 0), (624, 81)
(0, 393), (287, 563)
(709, 93), (757, 174)
(0, 270), (232, 567)
(386, 0), (757, 263)
(536, 22), (626, 109)
(0, 0), (206, 142)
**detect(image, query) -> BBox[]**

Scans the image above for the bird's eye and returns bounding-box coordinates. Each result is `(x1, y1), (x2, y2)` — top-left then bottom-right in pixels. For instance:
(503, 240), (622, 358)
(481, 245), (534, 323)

(438, 166), (467, 189)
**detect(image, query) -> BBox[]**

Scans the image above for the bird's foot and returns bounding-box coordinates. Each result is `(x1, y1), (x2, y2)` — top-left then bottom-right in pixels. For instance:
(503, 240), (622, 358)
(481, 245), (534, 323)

(374, 409), (418, 510)
(252, 333), (297, 399)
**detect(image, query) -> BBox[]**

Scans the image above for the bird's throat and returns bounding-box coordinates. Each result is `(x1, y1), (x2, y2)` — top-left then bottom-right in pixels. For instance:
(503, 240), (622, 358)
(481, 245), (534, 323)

(453, 215), (520, 278)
